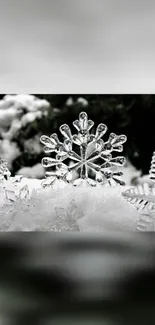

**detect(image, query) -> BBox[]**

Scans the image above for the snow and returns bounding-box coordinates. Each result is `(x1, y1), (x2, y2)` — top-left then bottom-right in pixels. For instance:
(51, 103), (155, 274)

(0, 178), (139, 232)
(0, 95), (50, 173)
(119, 158), (141, 185)
(24, 135), (43, 155)
(66, 96), (88, 107)
(76, 97), (88, 106)
(17, 163), (44, 179)
(0, 98), (151, 231)
(0, 95), (49, 139)
(0, 139), (21, 170)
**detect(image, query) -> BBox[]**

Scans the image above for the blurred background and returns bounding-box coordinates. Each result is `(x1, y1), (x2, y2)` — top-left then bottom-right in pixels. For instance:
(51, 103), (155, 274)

(0, 0), (155, 93)
(0, 94), (154, 185)
(0, 232), (155, 325)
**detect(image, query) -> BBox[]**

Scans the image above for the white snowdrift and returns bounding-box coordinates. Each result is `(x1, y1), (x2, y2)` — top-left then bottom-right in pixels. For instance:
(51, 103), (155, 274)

(0, 178), (139, 232)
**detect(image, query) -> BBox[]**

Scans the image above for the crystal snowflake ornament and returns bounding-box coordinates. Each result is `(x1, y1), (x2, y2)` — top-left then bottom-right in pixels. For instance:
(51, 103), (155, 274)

(40, 111), (127, 187)
(122, 151), (155, 231)
(122, 183), (155, 212)
(149, 151), (155, 182)
(122, 151), (155, 211)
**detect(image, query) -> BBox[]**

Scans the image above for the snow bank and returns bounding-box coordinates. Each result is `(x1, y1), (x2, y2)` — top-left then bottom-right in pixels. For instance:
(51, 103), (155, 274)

(0, 178), (139, 231)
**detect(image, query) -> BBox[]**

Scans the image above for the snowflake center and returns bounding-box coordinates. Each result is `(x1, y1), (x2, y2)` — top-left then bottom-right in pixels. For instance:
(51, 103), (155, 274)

(40, 111), (127, 187)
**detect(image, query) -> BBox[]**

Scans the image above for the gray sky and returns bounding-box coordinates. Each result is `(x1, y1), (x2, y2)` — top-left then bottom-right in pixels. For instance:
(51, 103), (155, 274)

(0, 0), (155, 92)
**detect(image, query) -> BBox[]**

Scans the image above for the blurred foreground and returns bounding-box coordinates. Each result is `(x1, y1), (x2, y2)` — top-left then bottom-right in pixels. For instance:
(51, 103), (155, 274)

(0, 232), (155, 324)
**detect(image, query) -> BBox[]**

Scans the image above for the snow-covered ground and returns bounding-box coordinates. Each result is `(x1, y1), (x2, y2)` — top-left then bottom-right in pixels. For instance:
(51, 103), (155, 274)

(0, 177), (140, 231)
(0, 155), (153, 233)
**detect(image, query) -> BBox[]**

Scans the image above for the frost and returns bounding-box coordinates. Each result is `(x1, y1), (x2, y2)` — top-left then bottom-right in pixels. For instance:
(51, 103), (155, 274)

(40, 111), (127, 187)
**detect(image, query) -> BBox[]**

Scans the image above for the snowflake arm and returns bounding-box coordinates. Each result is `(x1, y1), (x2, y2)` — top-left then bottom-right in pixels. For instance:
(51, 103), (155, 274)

(149, 151), (155, 182)
(122, 150), (155, 213)
(40, 111), (127, 187)
(122, 183), (155, 212)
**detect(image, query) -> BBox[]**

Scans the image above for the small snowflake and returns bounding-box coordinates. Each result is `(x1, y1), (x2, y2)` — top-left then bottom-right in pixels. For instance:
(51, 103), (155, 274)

(123, 152), (155, 211)
(122, 151), (155, 231)
(53, 199), (83, 232)
(122, 183), (155, 212)
(40, 111), (127, 187)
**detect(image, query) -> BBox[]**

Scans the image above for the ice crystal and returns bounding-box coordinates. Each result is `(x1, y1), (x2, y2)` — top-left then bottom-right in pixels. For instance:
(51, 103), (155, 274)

(0, 165), (29, 204)
(122, 183), (155, 212)
(53, 199), (83, 231)
(149, 151), (155, 182)
(136, 212), (155, 231)
(4, 181), (29, 203)
(122, 151), (155, 231)
(0, 158), (11, 182)
(40, 111), (127, 187)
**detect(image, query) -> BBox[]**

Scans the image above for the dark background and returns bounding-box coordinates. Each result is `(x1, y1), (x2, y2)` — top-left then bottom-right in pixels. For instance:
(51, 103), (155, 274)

(0, 94), (154, 176)
(33, 94), (155, 175)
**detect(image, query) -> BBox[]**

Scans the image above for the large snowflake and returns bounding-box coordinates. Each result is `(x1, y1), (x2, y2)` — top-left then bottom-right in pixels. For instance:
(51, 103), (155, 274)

(40, 111), (127, 187)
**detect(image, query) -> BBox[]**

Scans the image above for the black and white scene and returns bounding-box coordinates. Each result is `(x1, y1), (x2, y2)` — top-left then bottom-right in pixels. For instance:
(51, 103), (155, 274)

(0, 94), (155, 231)
(0, 0), (155, 93)
(0, 232), (155, 325)
(1, 1), (155, 324)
